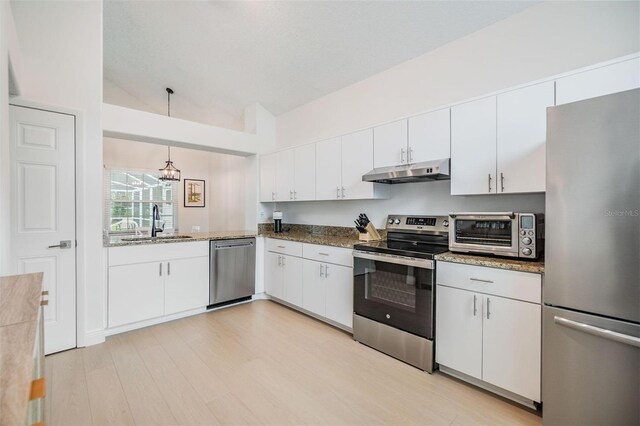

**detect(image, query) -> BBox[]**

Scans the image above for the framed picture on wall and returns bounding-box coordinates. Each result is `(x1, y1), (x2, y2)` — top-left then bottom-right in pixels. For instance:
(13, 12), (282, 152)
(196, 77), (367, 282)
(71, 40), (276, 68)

(184, 179), (205, 208)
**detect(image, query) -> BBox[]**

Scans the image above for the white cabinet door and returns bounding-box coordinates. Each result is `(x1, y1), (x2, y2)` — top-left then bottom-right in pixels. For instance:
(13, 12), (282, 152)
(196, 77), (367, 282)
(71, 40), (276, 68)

(341, 128), (375, 200)
(293, 144), (316, 201)
(108, 262), (164, 328)
(282, 254), (303, 307)
(302, 259), (326, 317)
(373, 119), (408, 168)
(482, 295), (541, 402)
(315, 137), (343, 200)
(408, 108), (450, 163)
(435, 285), (483, 379)
(164, 256), (209, 315)
(324, 263), (353, 328)
(451, 97), (497, 195)
(265, 252), (283, 299)
(259, 153), (277, 202)
(556, 58), (640, 105)
(275, 149), (295, 202)
(497, 81), (554, 194)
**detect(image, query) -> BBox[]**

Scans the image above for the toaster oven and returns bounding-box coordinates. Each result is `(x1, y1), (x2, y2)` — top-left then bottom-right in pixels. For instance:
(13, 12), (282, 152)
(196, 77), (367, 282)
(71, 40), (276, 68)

(448, 212), (544, 259)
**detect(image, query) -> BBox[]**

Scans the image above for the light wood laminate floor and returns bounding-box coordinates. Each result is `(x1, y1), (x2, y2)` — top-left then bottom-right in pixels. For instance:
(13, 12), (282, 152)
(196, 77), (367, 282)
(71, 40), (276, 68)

(46, 300), (541, 425)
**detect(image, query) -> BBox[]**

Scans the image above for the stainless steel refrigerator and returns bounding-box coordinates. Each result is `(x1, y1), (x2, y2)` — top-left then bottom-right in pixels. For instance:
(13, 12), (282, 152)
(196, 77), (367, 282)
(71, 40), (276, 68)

(543, 88), (640, 425)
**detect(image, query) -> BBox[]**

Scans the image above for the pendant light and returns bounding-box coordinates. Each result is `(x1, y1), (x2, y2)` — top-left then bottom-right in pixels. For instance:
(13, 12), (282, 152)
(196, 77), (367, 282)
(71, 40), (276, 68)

(159, 87), (181, 181)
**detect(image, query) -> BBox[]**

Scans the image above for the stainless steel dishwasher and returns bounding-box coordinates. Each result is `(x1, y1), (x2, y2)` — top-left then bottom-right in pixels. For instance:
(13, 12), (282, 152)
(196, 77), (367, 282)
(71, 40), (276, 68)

(209, 238), (256, 307)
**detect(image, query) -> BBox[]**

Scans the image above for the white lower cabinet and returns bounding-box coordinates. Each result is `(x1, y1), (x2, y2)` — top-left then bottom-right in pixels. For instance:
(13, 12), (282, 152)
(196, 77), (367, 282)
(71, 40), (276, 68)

(265, 239), (353, 330)
(435, 285), (483, 379)
(436, 261), (542, 404)
(164, 256), (209, 315)
(109, 261), (165, 328)
(108, 241), (210, 329)
(324, 263), (353, 328)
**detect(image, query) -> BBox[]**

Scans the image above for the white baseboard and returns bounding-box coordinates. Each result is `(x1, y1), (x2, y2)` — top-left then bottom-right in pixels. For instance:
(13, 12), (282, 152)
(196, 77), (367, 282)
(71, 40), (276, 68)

(83, 329), (106, 347)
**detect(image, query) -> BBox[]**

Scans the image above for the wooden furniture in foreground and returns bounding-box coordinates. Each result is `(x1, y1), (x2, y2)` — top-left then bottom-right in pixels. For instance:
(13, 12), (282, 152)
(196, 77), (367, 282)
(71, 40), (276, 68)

(0, 273), (46, 425)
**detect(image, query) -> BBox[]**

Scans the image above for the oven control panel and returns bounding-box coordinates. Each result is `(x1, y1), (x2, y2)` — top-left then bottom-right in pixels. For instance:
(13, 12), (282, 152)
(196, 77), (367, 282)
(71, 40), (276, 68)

(386, 215), (449, 233)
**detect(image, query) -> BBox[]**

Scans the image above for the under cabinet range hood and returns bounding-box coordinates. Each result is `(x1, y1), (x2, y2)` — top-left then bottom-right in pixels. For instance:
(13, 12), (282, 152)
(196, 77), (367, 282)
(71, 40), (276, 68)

(362, 159), (450, 184)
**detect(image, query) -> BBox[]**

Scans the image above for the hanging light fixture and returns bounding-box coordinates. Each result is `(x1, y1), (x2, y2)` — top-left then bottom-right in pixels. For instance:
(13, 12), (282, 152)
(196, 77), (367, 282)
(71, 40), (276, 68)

(159, 87), (181, 181)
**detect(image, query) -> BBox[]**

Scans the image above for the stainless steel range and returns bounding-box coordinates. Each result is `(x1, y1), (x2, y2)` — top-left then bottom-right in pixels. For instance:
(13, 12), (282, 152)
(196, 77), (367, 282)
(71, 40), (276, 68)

(352, 215), (449, 373)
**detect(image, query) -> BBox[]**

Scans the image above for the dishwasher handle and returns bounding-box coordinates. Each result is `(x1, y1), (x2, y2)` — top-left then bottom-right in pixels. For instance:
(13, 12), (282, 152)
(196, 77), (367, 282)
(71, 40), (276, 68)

(213, 239), (255, 249)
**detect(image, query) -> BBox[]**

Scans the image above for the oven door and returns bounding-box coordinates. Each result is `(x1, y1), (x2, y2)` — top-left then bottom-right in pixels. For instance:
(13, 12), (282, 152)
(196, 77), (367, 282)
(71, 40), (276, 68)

(353, 250), (434, 339)
(449, 214), (519, 257)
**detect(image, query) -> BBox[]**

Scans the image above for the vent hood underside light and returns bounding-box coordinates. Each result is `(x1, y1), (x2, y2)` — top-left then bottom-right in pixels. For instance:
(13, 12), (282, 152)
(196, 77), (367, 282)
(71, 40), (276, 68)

(362, 159), (450, 184)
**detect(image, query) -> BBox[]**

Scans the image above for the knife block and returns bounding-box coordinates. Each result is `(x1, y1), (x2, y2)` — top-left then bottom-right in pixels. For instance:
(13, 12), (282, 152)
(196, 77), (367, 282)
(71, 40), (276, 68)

(359, 223), (382, 242)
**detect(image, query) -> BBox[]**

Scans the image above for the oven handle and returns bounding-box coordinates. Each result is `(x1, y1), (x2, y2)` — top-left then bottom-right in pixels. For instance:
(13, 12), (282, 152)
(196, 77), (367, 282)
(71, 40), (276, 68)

(352, 250), (434, 269)
(449, 212), (516, 219)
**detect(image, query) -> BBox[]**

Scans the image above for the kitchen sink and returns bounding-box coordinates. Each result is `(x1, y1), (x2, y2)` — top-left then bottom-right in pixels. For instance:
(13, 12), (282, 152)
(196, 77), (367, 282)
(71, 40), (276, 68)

(121, 235), (194, 242)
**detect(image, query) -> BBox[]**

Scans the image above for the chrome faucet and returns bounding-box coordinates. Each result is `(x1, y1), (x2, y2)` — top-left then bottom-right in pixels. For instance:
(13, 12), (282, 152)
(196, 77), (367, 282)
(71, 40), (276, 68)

(151, 204), (164, 237)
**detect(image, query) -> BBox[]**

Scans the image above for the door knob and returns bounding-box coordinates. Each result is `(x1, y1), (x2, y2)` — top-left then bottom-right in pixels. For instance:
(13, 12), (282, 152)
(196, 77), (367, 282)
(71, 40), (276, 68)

(48, 240), (72, 249)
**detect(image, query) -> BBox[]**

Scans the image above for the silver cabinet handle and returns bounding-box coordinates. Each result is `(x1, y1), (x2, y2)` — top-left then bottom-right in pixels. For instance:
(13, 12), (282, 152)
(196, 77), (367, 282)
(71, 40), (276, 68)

(473, 294), (477, 316)
(554, 316), (640, 348)
(470, 277), (494, 284)
(400, 148), (406, 164)
(408, 146), (413, 163)
(488, 173), (492, 192)
(271, 191), (275, 201)
(289, 190), (293, 200)
(486, 297), (491, 319)
(277, 245), (286, 249)
(500, 172), (505, 192)
(294, 191), (297, 200)
(277, 255), (282, 266)
(318, 252), (329, 256)
(48, 240), (72, 249)
(159, 263), (162, 276)
(281, 256), (285, 267)
(336, 186), (340, 198)
(320, 264), (324, 278)
(167, 262), (170, 276)
(341, 187), (345, 198)
(324, 264), (329, 278)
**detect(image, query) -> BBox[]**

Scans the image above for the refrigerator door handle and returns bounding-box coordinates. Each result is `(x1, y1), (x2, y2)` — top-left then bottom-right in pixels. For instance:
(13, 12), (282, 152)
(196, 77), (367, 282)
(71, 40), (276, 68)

(554, 316), (640, 348)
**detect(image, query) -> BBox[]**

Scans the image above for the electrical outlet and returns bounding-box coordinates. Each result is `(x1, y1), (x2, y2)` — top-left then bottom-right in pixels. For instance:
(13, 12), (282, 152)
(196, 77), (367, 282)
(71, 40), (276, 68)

(191, 225), (201, 232)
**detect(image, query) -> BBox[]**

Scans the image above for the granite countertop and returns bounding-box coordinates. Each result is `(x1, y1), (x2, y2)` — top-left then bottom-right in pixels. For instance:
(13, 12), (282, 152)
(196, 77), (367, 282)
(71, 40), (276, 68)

(259, 231), (362, 249)
(104, 230), (258, 247)
(435, 252), (544, 274)
(0, 273), (44, 426)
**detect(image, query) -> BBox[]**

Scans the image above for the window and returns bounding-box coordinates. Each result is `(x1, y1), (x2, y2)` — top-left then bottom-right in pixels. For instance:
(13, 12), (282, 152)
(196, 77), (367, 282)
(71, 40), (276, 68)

(105, 169), (178, 234)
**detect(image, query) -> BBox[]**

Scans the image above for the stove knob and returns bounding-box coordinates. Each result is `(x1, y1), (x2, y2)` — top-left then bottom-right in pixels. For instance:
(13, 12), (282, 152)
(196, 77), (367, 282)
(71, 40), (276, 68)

(522, 247), (532, 256)
(442, 220), (449, 227)
(394, 218), (401, 225)
(522, 237), (532, 245)
(388, 218), (394, 225)
(386, 314), (391, 319)
(520, 230), (526, 236)
(528, 230), (534, 236)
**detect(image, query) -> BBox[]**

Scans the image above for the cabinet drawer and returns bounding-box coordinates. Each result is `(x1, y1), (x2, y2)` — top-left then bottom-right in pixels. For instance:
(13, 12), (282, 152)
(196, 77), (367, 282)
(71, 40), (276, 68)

(303, 243), (352, 267)
(266, 238), (303, 257)
(109, 241), (209, 266)
(436, 261), (541, 304)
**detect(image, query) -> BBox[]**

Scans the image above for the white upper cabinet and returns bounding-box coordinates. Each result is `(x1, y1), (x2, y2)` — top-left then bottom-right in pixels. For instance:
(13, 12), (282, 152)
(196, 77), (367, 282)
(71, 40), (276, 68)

(373, 119), (408, 168)
(315, 137), (342, 200)
(275, 149), (295, 201)
(451, 96), (497, 195)
(497, 81), (555, 194)
(556, 58), (640, 105)
(408, 108), (451, 163)
(293, 144), (316, 201)
(341, 128), (386, 200)
(259, 153), (277, 202)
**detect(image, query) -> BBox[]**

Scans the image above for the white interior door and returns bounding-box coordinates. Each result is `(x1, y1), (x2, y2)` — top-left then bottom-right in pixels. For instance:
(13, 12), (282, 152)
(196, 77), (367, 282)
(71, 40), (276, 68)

(10, 105), (76, 354)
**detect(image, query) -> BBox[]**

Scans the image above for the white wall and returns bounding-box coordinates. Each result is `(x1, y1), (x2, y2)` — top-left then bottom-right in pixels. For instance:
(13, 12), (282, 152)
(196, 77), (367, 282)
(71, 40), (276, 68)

(273, 1), (639, 227)
(0, 3), (12, 274)
(10, 0), (104, 341)
(104, 137), (250, 233)
(277, 1), (640, 148)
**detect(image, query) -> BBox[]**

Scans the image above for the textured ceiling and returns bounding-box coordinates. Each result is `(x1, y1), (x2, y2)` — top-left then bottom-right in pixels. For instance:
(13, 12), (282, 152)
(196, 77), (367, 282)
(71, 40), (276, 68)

(104, 1), (537, 129)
